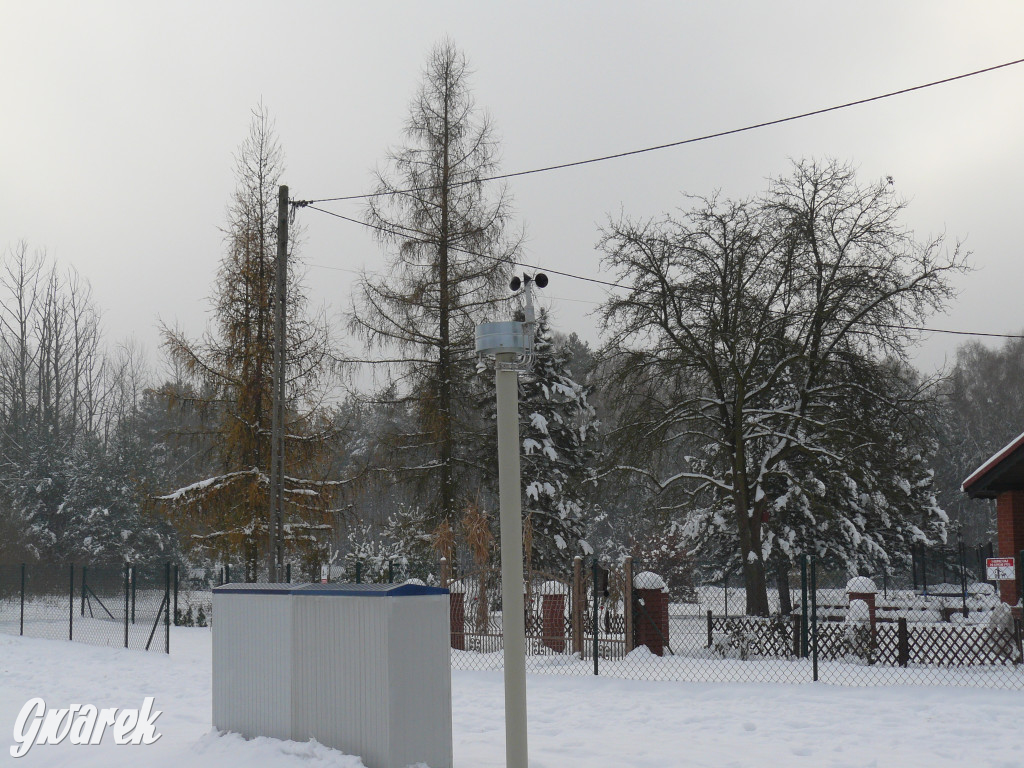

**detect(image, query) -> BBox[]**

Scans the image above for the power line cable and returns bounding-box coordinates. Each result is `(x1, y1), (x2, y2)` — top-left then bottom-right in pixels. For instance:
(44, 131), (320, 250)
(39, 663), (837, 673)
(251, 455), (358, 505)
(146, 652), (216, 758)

(302, 204), (1024, 341)
(294, 56), (1024, 206)
(304, 204), (625, 291)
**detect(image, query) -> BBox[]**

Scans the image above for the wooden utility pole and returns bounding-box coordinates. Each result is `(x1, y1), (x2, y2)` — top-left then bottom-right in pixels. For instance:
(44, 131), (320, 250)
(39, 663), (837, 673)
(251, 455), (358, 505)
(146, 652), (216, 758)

(268, 184), (288, 582)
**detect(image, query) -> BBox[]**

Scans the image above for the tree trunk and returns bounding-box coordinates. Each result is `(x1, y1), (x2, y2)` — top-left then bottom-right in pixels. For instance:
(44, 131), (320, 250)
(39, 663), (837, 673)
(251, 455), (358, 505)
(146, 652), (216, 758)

(733, 437), (770, 616)
(437, 81), (454, 528)
(742, 556), (770, 617)
(736, 497), (771, 616)
(776, 555), (793, 615)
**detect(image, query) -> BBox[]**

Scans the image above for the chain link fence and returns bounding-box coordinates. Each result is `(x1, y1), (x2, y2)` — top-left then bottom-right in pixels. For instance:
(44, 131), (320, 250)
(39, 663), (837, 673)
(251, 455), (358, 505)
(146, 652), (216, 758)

(169, 559), (326, 628)
(34, 544), (1011, 688)
(443, 547), (1024, 689)
(0, 563), (171, 652)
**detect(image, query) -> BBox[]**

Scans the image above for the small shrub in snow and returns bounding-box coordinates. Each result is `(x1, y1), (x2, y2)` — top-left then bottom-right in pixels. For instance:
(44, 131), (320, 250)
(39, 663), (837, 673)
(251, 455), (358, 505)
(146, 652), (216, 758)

(847, 599), (870, 623)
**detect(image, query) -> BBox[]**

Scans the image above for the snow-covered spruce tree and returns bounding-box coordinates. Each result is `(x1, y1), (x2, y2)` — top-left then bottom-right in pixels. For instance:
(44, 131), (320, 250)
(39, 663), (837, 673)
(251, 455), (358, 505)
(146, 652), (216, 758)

(11, 431), (176, 563)
(340, 523), (409, 583)
(599, 159), (966, 616)
(744, 356), (946, 585)
(159, 104), (338, 579)
(350, 40), (518, 559)
(475, 311), (598, 574)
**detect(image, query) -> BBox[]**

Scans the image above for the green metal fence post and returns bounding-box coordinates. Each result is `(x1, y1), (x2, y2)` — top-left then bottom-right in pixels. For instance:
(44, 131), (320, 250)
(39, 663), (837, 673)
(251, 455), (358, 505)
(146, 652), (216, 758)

(165, 563), (171, 654)
(959, 538), (968, 618)
(286, 563), (291, 583)
(911, 545), (918, 590)
(800, 554), (808, 658)
(69, 563), (74, 641)
(592, 556), (599, 676)
(81, 566), (88, 616)
(1019, 549), (1024, 610)
(810, 555), (818, 682)
(356, 560), (362, 584)
(19, 563), (25, 636)
(123, 564), (130, 648)
(131, 564), (136, 624)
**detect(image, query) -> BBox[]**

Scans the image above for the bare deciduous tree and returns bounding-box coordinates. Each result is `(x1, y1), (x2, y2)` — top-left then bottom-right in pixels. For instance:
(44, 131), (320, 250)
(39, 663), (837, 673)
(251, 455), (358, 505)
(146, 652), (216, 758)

(600, 159), (966, 615)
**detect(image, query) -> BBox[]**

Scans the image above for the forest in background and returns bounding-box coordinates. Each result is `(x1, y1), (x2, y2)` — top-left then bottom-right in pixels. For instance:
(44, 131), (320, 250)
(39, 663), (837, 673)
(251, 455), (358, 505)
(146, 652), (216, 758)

(2, 42), (1022, 614)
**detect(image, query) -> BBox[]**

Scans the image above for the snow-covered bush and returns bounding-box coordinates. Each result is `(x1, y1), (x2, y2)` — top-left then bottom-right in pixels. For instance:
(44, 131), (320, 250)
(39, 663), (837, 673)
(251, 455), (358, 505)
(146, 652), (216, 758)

(341, 524), (411, 583)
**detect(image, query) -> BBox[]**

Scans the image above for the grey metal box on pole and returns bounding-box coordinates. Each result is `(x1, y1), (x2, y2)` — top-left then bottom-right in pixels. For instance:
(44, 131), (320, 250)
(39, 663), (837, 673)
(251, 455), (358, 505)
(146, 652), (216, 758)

(212, 582), (452, 768)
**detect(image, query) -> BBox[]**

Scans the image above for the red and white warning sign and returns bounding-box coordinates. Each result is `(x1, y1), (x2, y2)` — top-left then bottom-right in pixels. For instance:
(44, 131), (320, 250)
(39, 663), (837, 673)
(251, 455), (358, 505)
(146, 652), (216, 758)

(987, 557), (1015, 581)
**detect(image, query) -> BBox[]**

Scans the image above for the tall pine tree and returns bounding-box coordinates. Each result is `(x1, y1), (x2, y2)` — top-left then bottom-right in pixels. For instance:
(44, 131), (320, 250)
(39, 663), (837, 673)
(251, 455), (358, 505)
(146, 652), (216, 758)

(159, 104), (336, 579)
(351, 41), (518, 555)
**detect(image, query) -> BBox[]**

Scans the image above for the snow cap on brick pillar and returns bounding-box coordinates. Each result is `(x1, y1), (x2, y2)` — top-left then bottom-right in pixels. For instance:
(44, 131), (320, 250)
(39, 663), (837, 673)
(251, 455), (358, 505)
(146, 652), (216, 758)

(962, 428), (1024, 607)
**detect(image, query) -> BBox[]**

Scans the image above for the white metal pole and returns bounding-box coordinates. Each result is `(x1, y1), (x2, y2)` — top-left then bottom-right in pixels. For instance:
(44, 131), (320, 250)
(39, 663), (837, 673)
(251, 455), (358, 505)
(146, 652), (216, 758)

(495, 351), (528, 768)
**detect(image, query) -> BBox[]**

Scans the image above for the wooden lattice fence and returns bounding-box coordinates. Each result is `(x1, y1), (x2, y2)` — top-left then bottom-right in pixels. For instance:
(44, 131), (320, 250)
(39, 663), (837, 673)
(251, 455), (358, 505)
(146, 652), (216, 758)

(710, 613), (1023, 667)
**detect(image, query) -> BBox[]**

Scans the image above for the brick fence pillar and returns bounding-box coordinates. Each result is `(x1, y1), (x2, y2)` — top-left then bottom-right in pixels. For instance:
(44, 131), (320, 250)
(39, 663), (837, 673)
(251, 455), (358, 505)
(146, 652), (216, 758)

(633, 571), (669, 656)
(541, 589), (566, 653)
(449, 583), (466, 650)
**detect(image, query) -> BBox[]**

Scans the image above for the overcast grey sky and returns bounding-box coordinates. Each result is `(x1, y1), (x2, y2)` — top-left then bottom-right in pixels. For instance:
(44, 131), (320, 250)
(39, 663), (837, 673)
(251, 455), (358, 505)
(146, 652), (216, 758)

(3, 1), (1023, 377)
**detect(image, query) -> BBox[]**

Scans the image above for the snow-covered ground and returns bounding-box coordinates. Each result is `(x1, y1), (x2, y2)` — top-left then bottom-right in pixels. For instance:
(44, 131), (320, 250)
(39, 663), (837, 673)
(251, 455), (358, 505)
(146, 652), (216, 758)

(2, 628), (1023, 767)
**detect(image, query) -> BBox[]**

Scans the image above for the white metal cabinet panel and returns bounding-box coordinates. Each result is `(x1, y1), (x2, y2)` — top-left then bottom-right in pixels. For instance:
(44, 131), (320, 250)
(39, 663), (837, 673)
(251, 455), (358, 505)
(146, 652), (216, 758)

(292, 595), (391, 765)
(386, 594), (453, 768)
(212, 582), (451, 768)
(212, 584), (293, 741)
